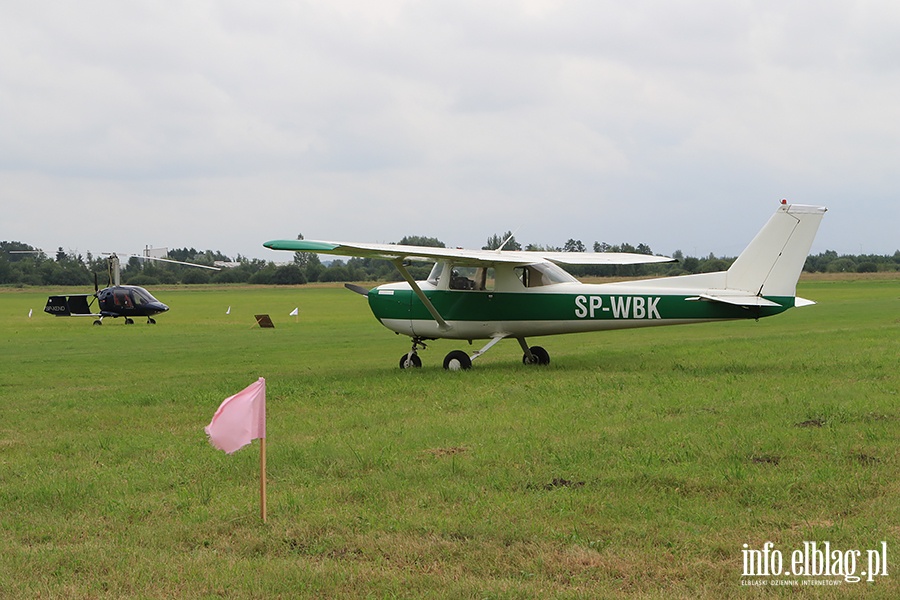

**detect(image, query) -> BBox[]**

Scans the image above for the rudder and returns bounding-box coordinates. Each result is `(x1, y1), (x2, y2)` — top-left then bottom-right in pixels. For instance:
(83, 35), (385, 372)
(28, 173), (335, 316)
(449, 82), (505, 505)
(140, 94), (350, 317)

(725, 204), (826, 298)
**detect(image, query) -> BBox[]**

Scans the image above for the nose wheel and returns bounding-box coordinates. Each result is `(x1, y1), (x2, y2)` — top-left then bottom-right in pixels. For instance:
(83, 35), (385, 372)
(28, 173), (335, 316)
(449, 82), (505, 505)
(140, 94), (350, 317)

(399, 337), (427, 369)
(399, 353), (422, 369)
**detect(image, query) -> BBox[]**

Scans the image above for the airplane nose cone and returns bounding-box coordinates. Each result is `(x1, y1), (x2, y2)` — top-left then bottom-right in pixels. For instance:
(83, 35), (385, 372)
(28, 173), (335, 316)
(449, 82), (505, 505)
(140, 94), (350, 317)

(151, 302), (169, 313)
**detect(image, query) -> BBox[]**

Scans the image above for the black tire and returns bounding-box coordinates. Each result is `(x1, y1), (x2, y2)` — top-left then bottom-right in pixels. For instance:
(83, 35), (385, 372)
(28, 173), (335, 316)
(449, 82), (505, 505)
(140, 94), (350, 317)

(523, 345), (550, 366)
(443, 350), (472, 370)
(124, 318), (134, 325)
(148, 318), (156, 325)
(93, 320), (102, 326)
(399, 353), (422, 369)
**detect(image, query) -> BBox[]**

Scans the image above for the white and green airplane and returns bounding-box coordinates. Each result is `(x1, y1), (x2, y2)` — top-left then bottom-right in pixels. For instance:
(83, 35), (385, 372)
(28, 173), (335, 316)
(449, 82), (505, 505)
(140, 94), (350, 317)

(264, 202), (826, 370)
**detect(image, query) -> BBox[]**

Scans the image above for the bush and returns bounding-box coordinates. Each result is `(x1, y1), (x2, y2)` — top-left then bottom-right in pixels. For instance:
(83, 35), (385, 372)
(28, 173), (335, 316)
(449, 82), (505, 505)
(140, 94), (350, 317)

(272, 264), (307, 285)
(182, 269), (212, 284)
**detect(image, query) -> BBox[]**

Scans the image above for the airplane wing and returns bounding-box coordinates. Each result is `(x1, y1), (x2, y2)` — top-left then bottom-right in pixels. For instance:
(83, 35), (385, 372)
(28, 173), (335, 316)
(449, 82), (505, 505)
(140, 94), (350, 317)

(536, 251), (676, 266)
(263, 240), (675, 266)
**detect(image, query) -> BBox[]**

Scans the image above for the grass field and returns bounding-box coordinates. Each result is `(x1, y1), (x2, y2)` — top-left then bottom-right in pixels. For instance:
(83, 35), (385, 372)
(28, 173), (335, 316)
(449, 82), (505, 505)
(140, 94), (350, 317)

(0, 275), (897, 598)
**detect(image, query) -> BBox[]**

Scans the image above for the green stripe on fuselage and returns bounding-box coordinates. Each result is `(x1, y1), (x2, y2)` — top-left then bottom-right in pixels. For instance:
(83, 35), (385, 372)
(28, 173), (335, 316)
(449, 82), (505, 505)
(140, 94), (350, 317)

(368, 289), (792, 323)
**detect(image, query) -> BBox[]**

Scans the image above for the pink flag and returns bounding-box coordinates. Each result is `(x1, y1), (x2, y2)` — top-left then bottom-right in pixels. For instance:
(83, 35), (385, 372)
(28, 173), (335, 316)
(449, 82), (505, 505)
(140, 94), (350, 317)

(205, 377), (266, 454)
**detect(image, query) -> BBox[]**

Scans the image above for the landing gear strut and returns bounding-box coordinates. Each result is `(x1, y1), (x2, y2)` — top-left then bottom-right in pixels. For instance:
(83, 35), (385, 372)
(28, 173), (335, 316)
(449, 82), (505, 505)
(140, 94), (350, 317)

(519, 338), (550, 365)
(399, 337), (427, 369)
(402, 336), (551, 370)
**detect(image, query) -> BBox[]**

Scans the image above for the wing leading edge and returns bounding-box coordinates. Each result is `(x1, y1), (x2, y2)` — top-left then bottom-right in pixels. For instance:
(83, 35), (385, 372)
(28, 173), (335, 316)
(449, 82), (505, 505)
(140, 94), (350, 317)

(263, 239), (676, 267)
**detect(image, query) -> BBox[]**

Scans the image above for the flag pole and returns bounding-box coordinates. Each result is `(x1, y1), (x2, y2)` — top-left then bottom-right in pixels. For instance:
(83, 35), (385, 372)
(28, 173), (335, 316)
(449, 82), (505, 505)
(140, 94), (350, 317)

(260, 437), (267, 523)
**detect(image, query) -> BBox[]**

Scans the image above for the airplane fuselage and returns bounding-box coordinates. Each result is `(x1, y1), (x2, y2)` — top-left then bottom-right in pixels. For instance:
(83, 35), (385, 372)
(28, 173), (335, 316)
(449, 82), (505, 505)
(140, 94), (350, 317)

(367, 268), (792, 341)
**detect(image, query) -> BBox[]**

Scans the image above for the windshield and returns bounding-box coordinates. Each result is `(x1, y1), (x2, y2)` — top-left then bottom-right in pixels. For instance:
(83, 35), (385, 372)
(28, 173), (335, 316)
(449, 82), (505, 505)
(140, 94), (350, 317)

(130, 287), (160, 305)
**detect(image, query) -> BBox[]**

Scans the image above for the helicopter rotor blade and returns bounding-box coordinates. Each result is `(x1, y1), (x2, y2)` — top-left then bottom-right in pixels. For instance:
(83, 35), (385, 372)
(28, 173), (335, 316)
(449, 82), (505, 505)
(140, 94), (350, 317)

(122, 254), (221, 270)
(94, 272), (99, 294)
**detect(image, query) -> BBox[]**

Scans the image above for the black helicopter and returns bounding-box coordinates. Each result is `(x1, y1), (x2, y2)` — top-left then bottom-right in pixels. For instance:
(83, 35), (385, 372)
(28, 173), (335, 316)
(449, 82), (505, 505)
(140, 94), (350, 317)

(43, 252), (219, 325)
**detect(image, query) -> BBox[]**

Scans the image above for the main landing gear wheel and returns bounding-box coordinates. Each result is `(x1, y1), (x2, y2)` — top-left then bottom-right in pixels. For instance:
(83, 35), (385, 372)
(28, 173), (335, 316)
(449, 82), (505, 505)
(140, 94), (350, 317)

(148, 318), (156, 324)
(93, 319), (102, 326)
(399, 353), (422, 369)
(443, 350), (472, 371)
(522, 345), (550, 366)
(125, 318), (134, 325)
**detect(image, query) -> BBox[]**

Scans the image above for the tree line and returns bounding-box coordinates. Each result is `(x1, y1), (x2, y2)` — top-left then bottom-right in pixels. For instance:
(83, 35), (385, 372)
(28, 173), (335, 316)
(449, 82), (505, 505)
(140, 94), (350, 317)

(2, 236), (897, 287)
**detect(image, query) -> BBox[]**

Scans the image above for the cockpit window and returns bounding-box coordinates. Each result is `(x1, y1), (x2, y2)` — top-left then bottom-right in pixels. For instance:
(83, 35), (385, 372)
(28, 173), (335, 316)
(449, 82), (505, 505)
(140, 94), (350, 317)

(449, 266), (494, 291)
(514, 263), (577, 287)
(131, 288), (159, 305)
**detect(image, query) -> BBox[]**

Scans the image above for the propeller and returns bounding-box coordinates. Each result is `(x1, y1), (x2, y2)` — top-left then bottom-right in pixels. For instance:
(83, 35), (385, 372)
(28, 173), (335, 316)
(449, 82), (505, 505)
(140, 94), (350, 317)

(344, 283), (370, 296)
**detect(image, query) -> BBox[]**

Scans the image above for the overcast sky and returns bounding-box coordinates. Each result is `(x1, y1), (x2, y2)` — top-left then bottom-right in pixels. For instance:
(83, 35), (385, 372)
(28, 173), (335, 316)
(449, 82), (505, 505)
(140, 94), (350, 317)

(2, 1), (898, 261)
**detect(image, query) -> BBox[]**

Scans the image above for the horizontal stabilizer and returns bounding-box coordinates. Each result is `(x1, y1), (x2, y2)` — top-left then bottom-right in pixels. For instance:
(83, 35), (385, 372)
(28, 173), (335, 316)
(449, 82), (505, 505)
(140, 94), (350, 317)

(685, 293), (782, 308)
(794, 297), (816, 307)
(44, 295), (94, 316)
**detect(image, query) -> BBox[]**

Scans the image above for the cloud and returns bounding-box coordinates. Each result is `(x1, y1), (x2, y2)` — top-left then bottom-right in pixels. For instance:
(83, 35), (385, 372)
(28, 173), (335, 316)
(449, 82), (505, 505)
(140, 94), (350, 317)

(1, 1), (898, 259)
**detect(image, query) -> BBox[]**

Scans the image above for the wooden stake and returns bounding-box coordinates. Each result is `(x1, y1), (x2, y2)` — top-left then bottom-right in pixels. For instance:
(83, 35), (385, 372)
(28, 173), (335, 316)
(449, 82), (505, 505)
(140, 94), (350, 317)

(260, 437), (267, 523)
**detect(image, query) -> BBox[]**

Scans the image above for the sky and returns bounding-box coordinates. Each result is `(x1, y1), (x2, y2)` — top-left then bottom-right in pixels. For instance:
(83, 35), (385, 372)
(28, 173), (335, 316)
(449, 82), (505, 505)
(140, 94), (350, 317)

(2, 1), (898, 261)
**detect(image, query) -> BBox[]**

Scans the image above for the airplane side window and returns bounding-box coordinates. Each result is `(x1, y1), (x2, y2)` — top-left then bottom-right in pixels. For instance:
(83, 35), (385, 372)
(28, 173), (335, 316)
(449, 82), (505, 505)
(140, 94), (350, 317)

(449, 269), (475, 290)
(475, 267), (496, 292)
(448, 266), (493, 290)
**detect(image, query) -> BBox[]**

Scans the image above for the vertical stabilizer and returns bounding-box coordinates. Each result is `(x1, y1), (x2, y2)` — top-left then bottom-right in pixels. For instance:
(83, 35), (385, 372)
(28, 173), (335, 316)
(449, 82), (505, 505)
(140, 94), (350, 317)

(725, 204), (826, 297)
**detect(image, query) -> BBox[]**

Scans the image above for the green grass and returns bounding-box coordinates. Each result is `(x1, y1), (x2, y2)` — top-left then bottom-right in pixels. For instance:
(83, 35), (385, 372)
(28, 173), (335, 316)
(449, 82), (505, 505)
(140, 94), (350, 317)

(0, 277), (897, 598)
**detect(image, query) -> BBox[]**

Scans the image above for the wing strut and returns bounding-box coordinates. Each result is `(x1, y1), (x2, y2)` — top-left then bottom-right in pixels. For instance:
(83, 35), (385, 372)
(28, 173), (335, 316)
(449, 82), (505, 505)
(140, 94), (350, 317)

(391, 259), (451, 331)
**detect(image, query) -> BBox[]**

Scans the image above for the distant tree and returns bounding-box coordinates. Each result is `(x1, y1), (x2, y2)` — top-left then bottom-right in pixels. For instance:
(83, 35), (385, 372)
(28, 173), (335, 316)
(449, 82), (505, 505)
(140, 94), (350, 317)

(272, 263), (306, 285)
(826, 257), (856, 273)
(318, 265), (350, 282)
(182, 269), (213, 284)
(681, 257), (700, 273)
(212, 267), (249, 284)
(483, 232), (521, 251)
(249, 264), (277, 284)
(699, 259), (729, 273)
(563, 239), (585, 252)
(398, 235), (445, 248)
